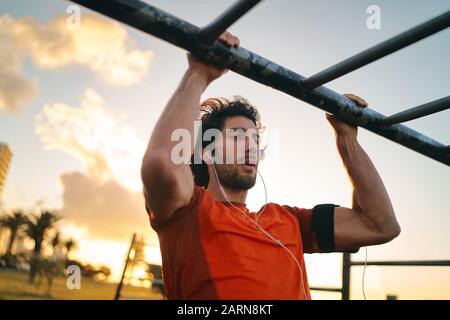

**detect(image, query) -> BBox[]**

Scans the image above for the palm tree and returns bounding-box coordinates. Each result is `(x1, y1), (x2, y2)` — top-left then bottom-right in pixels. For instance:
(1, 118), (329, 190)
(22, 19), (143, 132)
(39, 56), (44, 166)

(3, 211), (26, 256)
(25, 210), (58, 282)
(51, 232), (60, 252)
(64, 238), (76, 260)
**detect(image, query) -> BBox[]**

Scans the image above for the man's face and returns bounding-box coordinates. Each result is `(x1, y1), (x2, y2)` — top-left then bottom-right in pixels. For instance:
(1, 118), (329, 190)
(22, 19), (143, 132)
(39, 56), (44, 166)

(206, 116), (260, 191)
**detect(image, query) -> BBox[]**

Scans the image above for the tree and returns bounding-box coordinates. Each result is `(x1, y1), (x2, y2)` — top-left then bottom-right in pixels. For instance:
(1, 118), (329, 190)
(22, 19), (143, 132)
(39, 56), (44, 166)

(51, 232), (60, 252)
(25, 210), (58, 283)
(64, 238), (76, 259)
(97, 265), (111, 281)
(3, 211), (26, 256)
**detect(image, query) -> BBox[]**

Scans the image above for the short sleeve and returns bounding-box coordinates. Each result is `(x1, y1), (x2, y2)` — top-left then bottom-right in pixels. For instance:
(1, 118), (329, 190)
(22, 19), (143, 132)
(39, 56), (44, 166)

(283, 203), (340, 253)
(282, 206), (317, 253)
(144, 185), (203, 231)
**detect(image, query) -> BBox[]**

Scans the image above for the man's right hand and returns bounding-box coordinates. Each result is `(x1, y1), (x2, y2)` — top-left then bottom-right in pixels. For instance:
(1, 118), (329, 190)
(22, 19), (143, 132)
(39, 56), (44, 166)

(142, 32), (240, 225)
(187, 31), (240, 84)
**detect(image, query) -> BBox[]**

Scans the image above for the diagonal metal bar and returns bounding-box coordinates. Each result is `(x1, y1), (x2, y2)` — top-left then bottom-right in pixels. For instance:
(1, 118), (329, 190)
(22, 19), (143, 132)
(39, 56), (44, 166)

(198, 0), (263, 44)
(383, 96), (450, 125)
(68, 0), (450, 166)
(302, 10), (450, 89)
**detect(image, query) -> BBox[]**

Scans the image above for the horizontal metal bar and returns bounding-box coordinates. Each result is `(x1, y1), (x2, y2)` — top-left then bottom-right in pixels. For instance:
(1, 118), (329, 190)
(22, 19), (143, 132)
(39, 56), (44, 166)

(383, 96), (450, 125)
(68, 0), (450, 166)
(351, 260), (450, 267)
(199, 0), (263, 43)
(302, 10), (450, 89)
(310, 287), (342, 293)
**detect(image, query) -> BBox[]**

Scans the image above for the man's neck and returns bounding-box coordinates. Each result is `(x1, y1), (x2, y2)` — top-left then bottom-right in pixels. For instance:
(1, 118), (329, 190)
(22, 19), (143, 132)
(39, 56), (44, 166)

(207, 181), (248, 204)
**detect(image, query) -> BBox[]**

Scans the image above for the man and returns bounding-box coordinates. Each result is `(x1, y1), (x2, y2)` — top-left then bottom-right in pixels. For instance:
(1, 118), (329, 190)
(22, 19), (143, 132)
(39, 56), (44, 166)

(141, 32), (401, 299)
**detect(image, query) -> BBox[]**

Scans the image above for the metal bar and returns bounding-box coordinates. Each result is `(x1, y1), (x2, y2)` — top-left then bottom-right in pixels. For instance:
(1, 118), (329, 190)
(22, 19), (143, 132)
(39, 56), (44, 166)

(342, 253), (351, 300)
(114, 233), (136, 300)
(351, 260), (450, 267)
(67, 0), (450, 166)
(383, 96), (450, 125)
(310, 287), (342, 293)
(302, 10), (450, 89)
(198, 0), (263, 43)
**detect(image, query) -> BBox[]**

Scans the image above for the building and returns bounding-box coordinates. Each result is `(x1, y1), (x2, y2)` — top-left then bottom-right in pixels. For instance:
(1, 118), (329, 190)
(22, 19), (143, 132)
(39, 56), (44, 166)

(0, 143), (12, 203)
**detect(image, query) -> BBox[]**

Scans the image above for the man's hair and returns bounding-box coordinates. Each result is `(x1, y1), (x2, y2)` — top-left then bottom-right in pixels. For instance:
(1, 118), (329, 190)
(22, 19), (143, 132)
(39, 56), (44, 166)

(190, 96), (262, 188)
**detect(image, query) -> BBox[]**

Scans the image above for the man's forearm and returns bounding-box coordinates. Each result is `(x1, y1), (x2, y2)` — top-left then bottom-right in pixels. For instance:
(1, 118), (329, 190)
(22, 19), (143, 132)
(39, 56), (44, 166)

(337, 135), (400, 236)
(147, 68), (209, 154)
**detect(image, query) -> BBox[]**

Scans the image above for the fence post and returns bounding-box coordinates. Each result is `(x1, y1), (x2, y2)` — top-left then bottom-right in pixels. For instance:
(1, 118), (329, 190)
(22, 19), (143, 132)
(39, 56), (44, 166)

(342, 253), (351, 300)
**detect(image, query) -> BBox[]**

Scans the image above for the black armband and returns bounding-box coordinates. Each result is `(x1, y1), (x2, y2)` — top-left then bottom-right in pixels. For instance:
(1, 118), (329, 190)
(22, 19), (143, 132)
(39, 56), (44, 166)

(312, 204), (339, 252)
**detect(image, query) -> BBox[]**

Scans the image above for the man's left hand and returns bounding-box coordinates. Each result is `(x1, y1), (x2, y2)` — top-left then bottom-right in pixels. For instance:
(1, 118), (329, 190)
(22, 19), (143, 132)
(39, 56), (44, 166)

(326, 93), (368, 138)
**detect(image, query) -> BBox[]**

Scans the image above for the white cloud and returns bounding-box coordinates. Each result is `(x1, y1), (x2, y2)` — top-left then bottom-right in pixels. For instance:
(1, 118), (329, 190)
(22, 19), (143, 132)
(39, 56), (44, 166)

(35, 89), (145, 191)
(0, 14), (153, 113)
(35, 89), (152, 241)
(0, 25), (37, 112)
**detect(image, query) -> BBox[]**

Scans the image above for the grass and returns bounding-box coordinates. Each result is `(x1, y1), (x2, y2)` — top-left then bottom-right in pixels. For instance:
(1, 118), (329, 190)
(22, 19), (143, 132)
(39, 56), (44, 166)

(0, 270), (163, 300)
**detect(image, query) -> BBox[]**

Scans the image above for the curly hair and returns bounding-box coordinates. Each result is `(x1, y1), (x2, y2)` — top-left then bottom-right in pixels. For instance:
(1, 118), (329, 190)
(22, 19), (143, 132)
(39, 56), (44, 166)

(189, 96), (262, 188)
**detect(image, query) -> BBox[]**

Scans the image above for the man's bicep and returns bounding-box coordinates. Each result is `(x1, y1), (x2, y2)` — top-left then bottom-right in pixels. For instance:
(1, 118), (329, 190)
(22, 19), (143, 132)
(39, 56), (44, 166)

(290, 204), (361, 254)
(334, 206), (390, 252)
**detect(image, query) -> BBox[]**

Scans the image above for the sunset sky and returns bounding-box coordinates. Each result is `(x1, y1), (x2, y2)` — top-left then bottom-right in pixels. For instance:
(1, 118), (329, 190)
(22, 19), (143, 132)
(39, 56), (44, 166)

(0, 0), (449, 299)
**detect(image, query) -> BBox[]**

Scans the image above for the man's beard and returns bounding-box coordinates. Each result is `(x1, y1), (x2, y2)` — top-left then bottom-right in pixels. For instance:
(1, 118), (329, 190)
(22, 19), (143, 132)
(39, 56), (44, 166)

(213, 164), (257, 191)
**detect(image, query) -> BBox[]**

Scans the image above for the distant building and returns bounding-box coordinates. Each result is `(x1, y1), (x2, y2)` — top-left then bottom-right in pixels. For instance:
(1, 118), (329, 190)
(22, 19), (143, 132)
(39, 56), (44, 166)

(0, 143), (13, 203)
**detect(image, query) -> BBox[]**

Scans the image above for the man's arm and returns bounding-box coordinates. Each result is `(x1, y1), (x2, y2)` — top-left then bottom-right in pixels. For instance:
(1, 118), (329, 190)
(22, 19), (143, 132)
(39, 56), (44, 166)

(141, 32), (240, 221)
(328, 94), (401, 252)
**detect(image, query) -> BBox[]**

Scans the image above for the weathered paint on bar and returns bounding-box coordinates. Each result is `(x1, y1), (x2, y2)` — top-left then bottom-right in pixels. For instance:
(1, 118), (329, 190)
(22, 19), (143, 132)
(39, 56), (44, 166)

(68, 0), (450, 166)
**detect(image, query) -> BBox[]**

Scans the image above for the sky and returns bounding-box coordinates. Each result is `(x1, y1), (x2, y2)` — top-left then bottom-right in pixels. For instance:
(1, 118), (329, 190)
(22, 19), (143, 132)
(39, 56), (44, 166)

(0, 0), (449, 299)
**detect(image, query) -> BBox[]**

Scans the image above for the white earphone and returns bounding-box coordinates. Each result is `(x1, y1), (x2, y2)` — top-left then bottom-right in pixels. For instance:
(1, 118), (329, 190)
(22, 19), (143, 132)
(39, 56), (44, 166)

(203, 151), (309, 298)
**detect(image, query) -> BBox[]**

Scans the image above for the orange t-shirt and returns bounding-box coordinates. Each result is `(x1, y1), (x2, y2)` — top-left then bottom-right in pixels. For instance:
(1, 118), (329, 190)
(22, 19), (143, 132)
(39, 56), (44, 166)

(146, 185), (319, 300)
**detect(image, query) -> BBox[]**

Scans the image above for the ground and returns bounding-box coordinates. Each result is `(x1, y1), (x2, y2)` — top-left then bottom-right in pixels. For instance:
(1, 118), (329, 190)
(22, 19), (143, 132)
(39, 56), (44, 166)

(0, 270), (163, 300)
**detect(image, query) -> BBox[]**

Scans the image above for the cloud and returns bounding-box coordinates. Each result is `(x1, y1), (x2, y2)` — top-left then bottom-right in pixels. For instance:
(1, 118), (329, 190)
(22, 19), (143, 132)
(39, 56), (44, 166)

(35, 89), (145, 191)
(0, 24), (37, 113)
(0, 14), (153, 113)
(58, 171), (149, 241)
(35, 89), (151, 241)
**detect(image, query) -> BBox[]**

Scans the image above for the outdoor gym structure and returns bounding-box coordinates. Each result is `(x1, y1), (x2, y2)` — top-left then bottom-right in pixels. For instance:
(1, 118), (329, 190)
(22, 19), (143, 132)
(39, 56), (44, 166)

(68, 0), (449, 166)
(67, 0), (450, 299)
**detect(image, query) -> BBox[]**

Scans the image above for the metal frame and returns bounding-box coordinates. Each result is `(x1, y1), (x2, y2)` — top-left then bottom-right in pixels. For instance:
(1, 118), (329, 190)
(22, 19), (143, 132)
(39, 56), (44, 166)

(198, 0), (262, 43)
(310, 253), (450, 300)
(383, 96), (450, 125)
(69, 0), (450, 299)
(302, 11), (450, 89)
(68, 0), (449, 166)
